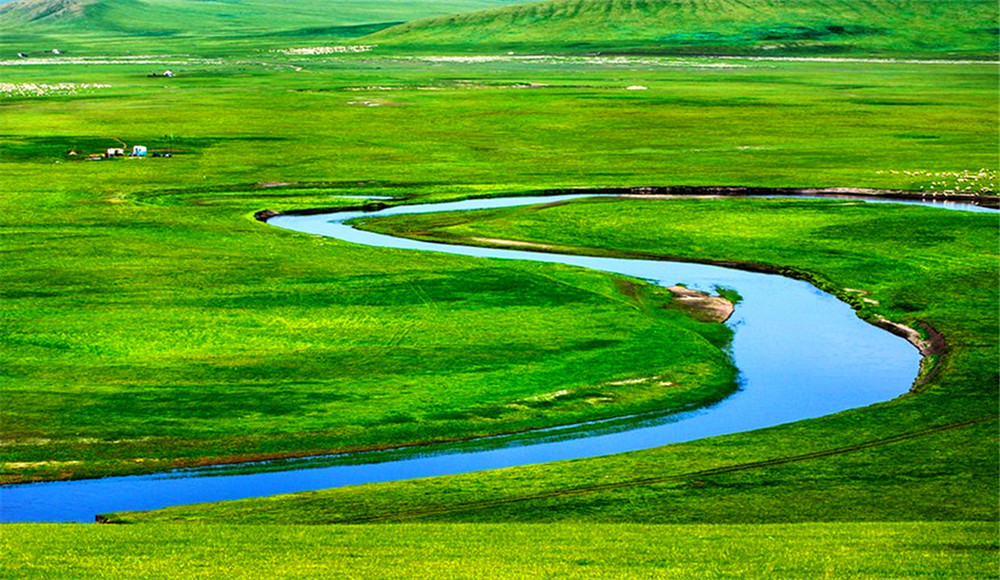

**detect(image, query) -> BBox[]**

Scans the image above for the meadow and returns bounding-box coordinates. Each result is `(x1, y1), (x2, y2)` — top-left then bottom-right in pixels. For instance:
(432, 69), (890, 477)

(3, 522), (995, 579)
(4, 54), (995, 484)
(1, 0), (998, 577)
(106, 198), (999, 528)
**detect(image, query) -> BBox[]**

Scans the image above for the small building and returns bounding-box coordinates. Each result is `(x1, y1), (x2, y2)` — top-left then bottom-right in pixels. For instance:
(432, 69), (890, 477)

(131, 145), (147, 157)
(106, 148), (124, 157)
(162, 70), (174, 77)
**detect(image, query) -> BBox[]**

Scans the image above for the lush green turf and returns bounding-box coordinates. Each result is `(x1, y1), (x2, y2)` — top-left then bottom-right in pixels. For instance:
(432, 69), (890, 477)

(1, 50), (996, 485)
(362, 196), (1000, 344)
(107, 198), (998, 526)
(4, 522), (997, 579)
(2, 58), (995, 194)
(2, 1), (998, 576)
(1, 185), (738, 482)
(368, 0), (1000, 58)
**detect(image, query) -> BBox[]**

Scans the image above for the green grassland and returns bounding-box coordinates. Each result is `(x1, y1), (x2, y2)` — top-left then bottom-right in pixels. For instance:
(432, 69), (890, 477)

(4, 0), (998, 57)
(367, 0), (1000, 58)
(4, 522), (996, 579)
(1, 37), (996, 485)
(2, 57), (996, 193)
(107, 198), (999, 526)
(2, 0), (999, 577)
(2, 128), (742, 481)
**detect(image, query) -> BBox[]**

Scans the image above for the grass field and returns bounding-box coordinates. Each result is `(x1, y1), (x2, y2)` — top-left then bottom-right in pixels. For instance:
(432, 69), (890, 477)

(3, 54), (995, 484)
(1, 156), (741, 481)
(2, 0), (998, 577)
(4, 522), (996, 579)
(106, 198), (998, 526)
(3, 0), (998, 56)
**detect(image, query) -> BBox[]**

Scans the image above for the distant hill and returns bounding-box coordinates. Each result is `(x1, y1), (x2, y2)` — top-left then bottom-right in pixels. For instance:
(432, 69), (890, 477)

(0, 0), (95, 22)
(366, 0), (1000, 58)
(0, 0), (529, 54)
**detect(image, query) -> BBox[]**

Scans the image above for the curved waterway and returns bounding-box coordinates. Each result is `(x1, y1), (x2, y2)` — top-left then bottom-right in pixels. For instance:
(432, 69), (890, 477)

(3, 194), (953, 523)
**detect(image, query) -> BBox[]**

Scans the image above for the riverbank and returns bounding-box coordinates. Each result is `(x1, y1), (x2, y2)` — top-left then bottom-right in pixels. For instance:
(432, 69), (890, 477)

(159, 195), (991, 526)
(10, 56), (996, 487)
(103, 195), (997, 528)
(348, 191), (966, 382)
(4, 192), (926, 521)
(3, 192), (744, 486)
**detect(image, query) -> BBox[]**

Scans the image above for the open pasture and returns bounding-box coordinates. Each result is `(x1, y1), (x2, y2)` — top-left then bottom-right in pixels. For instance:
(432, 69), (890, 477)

(109, 197), (999, 527)
(1, 0), (998, 577)
(4, 522), (996, 579)
(4, 54), (995, 483)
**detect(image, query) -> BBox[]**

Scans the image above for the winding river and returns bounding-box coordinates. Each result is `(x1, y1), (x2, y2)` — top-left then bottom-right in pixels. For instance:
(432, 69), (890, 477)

(6, 193), (975, 523)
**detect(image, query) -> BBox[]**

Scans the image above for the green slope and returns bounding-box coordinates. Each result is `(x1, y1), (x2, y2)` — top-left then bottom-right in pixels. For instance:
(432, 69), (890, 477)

(366, 0), (1000, 57)
(0, 0), (529, 54)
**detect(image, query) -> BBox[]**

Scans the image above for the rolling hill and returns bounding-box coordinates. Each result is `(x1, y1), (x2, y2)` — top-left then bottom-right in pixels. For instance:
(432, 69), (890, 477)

(365, 0), (1000, 57)
(0, 0), (529, 54)
(5, 0), (995, 57)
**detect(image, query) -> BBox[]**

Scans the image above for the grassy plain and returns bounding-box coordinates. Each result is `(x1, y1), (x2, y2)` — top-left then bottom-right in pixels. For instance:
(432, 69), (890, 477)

(4, 55), (995, 483)
(1, 0), (999, 577)
(4, 522), (996, 579)
(1, 141), (739, 481)
(109, 198), (999, 526)
(2, 57), (996, 191)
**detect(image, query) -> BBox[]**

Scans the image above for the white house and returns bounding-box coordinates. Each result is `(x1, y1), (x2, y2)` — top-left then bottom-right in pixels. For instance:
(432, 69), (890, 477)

(106, 148), (124, 157)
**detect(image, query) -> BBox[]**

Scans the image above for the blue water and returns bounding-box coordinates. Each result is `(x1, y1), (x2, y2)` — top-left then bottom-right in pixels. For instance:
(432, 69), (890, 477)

(3, 193), (967, 523)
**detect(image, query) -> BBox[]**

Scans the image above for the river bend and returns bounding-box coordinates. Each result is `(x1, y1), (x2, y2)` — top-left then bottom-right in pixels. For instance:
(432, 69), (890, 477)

(1, 194), (927, 522)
